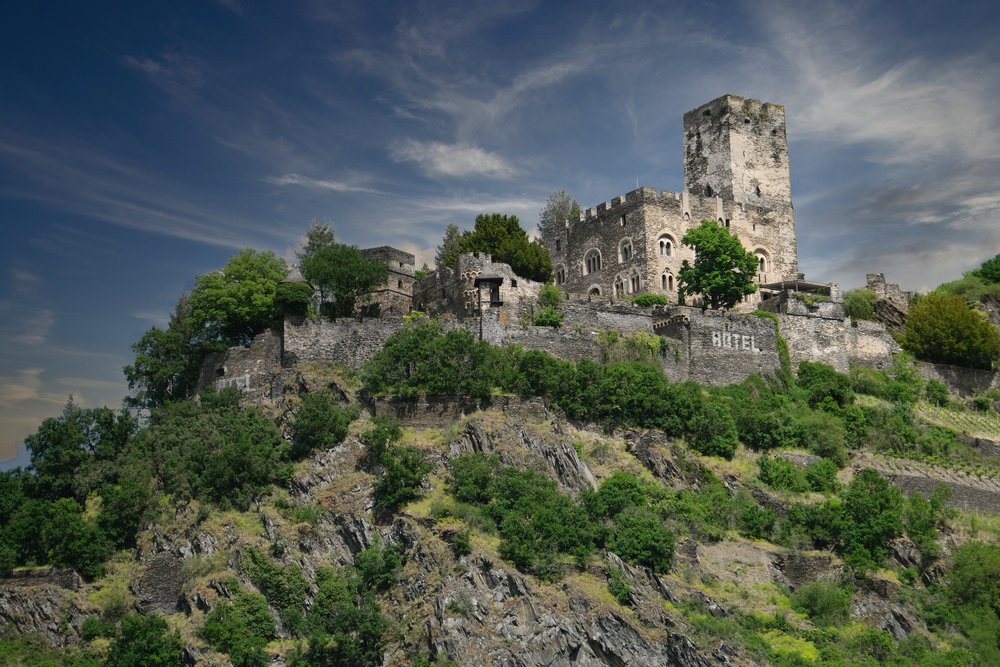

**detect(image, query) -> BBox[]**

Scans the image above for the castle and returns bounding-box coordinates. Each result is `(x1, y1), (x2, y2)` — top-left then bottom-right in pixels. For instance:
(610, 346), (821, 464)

(541, 95), (798, 307)
(207, 95), (1000, 402)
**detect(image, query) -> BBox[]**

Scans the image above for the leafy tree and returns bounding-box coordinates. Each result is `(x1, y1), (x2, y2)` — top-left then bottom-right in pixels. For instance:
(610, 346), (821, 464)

(124, 295), (211, 409)
(796, 361), (853, 410)
(842, 469), (903, 566)
(188, 249), (288, 345)
(901, 292), (1000, 369)
(201, 589), (274, 667)
(790, 580), (851, 627)
(355, 537), (404, 592)
(538, 190), (581, 239)
(360, 415), (403, 467)
(435, 223), (464, 270)
(37, 499), (111, 579)
(373, 446), (432, 512)
(290, 390), (360, 459)
(972, 253), (1000, 284)
(298, 221), (335, 259)
(276, 281), (314, 316)
(447, 453), (500, 505)
(300, 243), (388, 319)
(25, 401), (136, 502)
(301, 567), (387, 667)
(608, 507), (675, 573)
(844, 288), (876, 320)
(677, 220), (758, 310)
(460, 213), (552, 282)
(105, 615), (183, 667)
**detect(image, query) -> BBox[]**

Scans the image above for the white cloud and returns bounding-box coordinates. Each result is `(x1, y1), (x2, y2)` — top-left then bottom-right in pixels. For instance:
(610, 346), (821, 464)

(265, 173), (384, 194)
(390, 140), (516, 178)
(9, 310), (55, 346)
(0, 368), (44, 405)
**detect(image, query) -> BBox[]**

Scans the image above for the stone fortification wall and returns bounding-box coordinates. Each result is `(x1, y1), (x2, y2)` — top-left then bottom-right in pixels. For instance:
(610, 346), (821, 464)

(777, 314), (850, 374)
(845, 319), (900, 369)
(501, 325), (605, 364)
(201, 329), (282, 402)
(914, 361), (1000, 397)
(657, 307), (782, 385)
(866, 273), (911, 313)
(559, 300), (657, 333)
(283, 316), (407, 369)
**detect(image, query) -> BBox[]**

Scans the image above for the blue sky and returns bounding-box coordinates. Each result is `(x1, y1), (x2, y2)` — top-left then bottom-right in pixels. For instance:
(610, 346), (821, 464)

(2, 0), (1000, 466)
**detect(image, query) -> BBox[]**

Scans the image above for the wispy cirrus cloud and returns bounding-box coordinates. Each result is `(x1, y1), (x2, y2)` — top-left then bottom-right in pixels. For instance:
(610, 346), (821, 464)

(265, 173), (385, 194)
(390, 140), (517, 178)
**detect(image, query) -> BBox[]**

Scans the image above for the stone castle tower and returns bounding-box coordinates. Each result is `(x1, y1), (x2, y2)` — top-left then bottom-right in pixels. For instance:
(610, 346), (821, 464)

(542, 94), (798, 305)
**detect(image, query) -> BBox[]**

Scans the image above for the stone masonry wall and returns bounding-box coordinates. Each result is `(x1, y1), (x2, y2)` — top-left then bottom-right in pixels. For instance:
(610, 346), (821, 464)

(845, 319), (900, 369)
(283, 316), (407, 369)
(201, 329), (282, 403)
(914, 361), (1000, 397)
(777, 314), (850, 374)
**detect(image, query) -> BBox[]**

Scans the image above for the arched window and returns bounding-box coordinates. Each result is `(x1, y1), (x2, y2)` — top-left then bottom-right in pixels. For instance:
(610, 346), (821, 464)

(584, 249), (602, 275)
(588, 286), (601, 296)
(661, 272), (674, 291)
(754, 249), (770, 276)
(705, 184), (713, 197)
(630, 274), (640, 293)
(759, 256), (766, 272)
(658, 234), (676, 257)
(554, 265), (566, 285)
(619, 239), (633, 263)
(614, 276), (625, 297)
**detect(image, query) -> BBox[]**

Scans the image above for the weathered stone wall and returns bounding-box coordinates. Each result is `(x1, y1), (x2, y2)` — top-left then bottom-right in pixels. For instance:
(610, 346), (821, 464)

(866, 272), (911, 313)
(283, 316), (407, 369)
(778, 314), (850, 374)
(657, 307), (782, 385)
(914, 361), (1000, 397)
(200, 329), (282, 402)
(845, 319), (900, 369)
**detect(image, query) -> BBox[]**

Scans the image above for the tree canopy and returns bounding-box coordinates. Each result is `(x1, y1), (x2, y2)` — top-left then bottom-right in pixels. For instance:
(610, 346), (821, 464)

(188, 249), (288, 345)
(460, 213), (552, 282)
(300, 243), (388, 319)
(901, 292), (1000, 369)
(435, 223), (463, 270)
(677, 220), (758, 310)
(973, 253), (1000, 284)
(538, 190), (581, 239)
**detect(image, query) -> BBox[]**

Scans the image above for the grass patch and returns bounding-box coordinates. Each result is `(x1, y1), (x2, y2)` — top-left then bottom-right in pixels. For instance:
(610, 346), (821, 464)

(917, 402), (1000, 440)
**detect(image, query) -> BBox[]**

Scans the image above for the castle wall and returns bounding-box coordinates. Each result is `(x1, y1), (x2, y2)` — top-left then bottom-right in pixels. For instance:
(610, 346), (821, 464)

(845, 319), (901, 369)
(777, 314), (850, 374)
(412, 253), (542, 323)
(657, 308), (782, 385)
(362, 246), (415, 317)
(283, 316), (407, 369)
(200, 329), (282, 402)
(913, 361), (1000, 397)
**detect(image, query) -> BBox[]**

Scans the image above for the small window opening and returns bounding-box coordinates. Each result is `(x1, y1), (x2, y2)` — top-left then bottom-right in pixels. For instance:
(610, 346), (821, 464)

(725, 219), (731, 228)
(397, 279), (403, 289)
(555, 239), (561, 251)
(668, 275), (674, 290)
(755, 185), (762, 197)
(705, 184), (713, 197)
(759, 257), (766, 272)
(619, 215), (627, 227)
(511, 280), (517, 288)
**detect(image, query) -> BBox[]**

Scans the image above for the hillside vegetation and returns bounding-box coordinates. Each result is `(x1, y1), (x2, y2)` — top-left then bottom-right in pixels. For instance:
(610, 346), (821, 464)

(4, 250), (1000, 666)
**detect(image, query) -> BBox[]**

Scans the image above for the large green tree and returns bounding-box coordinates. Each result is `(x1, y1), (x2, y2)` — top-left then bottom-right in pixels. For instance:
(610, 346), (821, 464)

(901, 292), (1000, 369)
(300, 243), (388, 319)
(677, 220), (757, 310)
(460, 213), (552, 282)
(124, 295), (211, 409)
(188, 249), (288, 345)
(538, 190), (581, 239)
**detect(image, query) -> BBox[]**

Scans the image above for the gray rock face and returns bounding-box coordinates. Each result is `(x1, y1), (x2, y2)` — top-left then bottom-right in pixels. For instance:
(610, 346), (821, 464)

(0, 569), (89, 647)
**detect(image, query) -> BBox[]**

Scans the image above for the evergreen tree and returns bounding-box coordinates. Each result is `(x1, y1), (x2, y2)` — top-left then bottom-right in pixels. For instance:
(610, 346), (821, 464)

(435, 223), (463, 270)
(538, 190), (581, 239)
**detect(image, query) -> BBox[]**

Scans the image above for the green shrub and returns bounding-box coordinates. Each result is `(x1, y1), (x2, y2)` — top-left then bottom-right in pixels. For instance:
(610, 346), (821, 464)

(447, 453), (500, 505)
(687, 401), (738, 459)
(302, 566), (387, 667)
(276, 281), (314, 316)
(735, 490), (777, 539)
(201, 589), (274, 666)
(360, 416), (402, 467)
(607, 567), (632, 605)
(106, 615), (182, 667)
(843, 288), (876, 321)
(608, 507), (675, 573)
(842, 469), (903, 567)
(373, 446), (432, 512)
(355, 537), (404, 592)
(242, 548), (308, 635)
(926, 379), (950, 406)
(537, 283), (563, 309)
(758, 456), (808, 493)
(804, 458), (839, 493)
(630, 293), (669, 307)
(798, 409), (847, 466)
(902, 292), (1000, 369)
(80, 615), (117, 640)
(532, 306), (564, 328)
(451, 530), (472, 557)
(290, 391), (360, 459)
(796, 362), (853, 410)
(790, 580), (851, 627)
